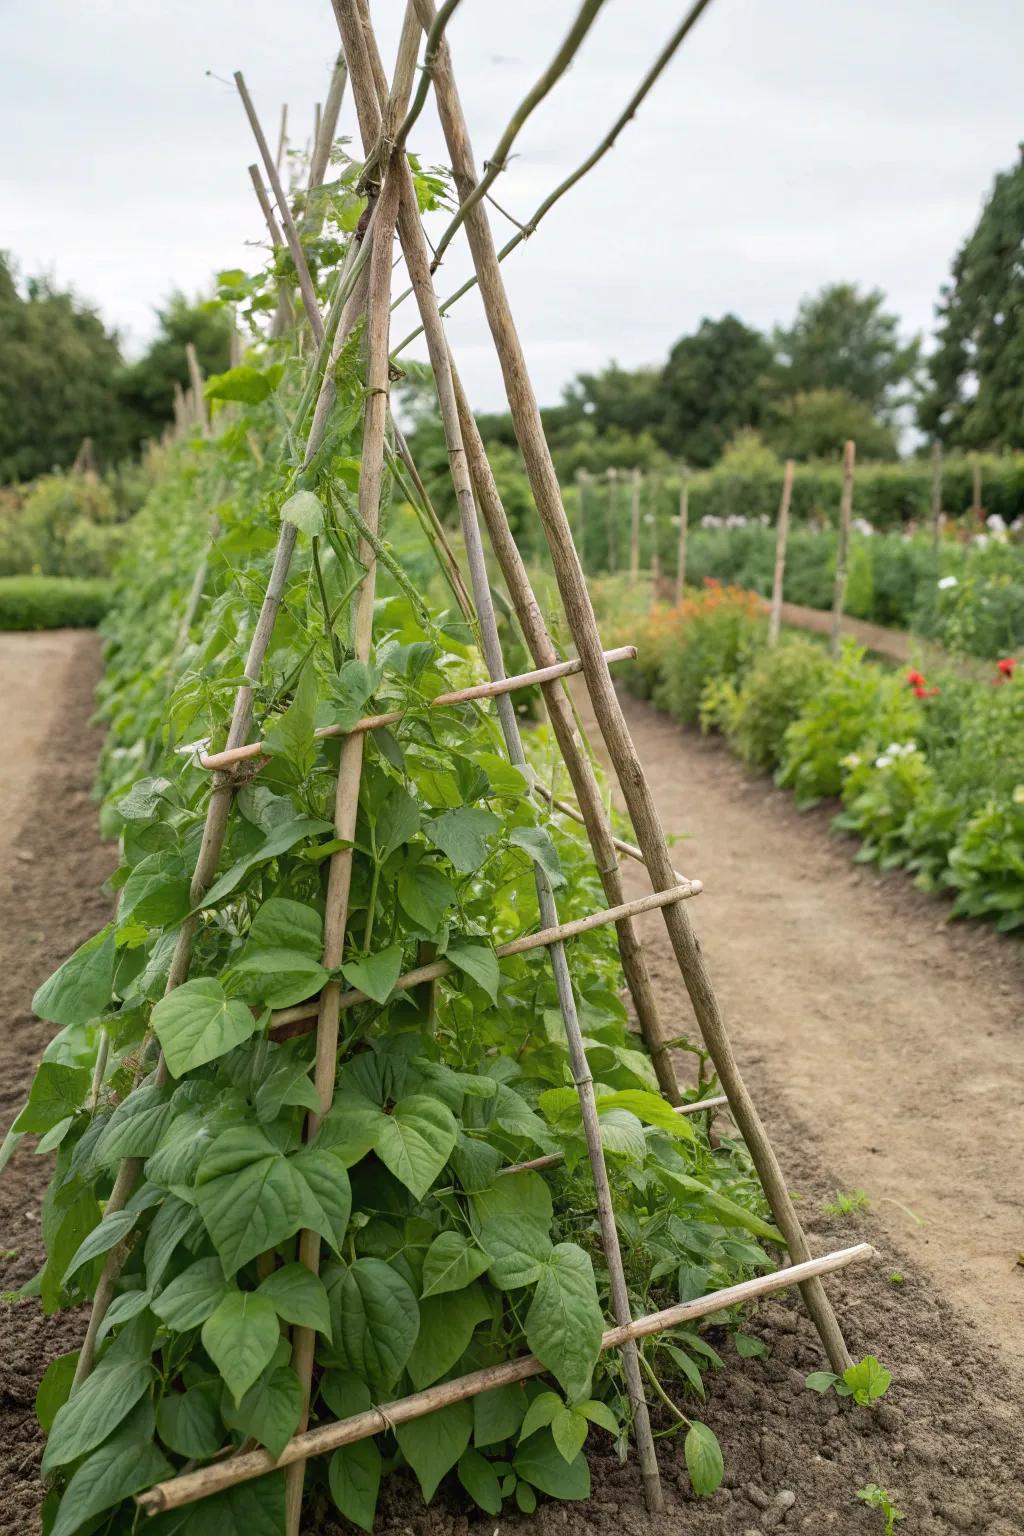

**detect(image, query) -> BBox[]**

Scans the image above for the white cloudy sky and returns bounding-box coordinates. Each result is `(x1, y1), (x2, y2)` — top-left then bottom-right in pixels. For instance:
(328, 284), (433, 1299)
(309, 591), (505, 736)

(3, 0), (1021, 409)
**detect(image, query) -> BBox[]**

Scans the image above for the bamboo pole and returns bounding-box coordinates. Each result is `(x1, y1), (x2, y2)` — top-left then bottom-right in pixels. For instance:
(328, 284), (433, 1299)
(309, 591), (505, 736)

(136, 1243), (874, 1514)
(414, 0), (855, 1376)
(971, 454), (983, 520)
(675, 465), (689, 604)
(768, 458), (794, 647)
(197, 648), (635, 769)
(391, 0), (715, 356)
(830, 440), (855, 660)
(308, 55), (347, 191)
(269, 884), (699, 1039)
(629, 467), (641, 581)
(185, 343), (207, 436)
(428, 0), (607, 273)
(929, 440), (942, 553)
(235, 73), (324, 346)
(275, 102), (289, 174)
(283, 27), (417, 1529)
(606, 466), (618, 573)
(247, 164), (295, 336)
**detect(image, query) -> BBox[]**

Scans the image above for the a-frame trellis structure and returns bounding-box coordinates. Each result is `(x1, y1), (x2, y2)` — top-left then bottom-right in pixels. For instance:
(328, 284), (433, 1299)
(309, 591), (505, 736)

(64, 1), (872, 1526)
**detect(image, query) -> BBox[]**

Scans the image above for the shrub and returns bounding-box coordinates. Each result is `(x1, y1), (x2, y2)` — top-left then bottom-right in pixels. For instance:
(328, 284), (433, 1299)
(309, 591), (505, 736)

(658, 582), (763, 725)
(775, 644), (922, 806)
(0, 575), (111, 629)
(0, 471), (129, 578)
(719, 636), (831, 770)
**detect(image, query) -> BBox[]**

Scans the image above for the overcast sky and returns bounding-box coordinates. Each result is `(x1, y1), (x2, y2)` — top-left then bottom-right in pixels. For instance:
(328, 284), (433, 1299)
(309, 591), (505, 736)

(4, 0), (1021, 410)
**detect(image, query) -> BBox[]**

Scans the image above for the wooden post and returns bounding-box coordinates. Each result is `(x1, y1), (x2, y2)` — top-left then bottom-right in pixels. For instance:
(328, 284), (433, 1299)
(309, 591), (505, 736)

(649, 474), (660, 599)
(416, 0), (856, 1377)
(929, 440), (943, 551)
(629, 466), (641, 580)
(768, 458), (794, 647)
(675, 465), (688, 605)
(830, 440), (855, 660)
(606, 466), (618, 573)
(971, 454), (983, 520)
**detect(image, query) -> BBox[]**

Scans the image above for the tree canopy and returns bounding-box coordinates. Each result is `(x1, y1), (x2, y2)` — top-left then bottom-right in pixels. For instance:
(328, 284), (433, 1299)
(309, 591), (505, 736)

(919, 146), (1024, 451)
(774, 283), (919, 419)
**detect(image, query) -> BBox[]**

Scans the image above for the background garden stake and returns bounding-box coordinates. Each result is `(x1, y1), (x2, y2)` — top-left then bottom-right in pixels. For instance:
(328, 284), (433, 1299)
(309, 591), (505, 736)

(769, 458), (795, 646)
(630, 467), (641, 581)
(930, 440), (943, 553)
(606, 465), (618, 572)
(676, 464), (689, 603)
(413, 0), (856, 1375)
(830, 439), (856, 659)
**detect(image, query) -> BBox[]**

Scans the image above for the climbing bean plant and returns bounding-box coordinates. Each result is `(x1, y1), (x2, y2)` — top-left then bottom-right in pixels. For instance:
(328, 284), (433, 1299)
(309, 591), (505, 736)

(6, 154), (780, 1536)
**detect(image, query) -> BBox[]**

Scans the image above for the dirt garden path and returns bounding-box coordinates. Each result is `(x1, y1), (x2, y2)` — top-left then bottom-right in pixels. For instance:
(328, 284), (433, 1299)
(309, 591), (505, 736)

(1, 633), (1022, 1536)
(574, 680), (1024, 1370)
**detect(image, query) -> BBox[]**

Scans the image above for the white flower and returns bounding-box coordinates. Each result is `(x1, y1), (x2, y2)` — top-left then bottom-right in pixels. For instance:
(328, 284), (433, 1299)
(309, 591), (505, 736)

(875, 755), (893, 769)
(987, 513), (1007, 533)
(975, 534), (990, 548)
(841, 752), (862, 770)
(937, 575), (958, 590)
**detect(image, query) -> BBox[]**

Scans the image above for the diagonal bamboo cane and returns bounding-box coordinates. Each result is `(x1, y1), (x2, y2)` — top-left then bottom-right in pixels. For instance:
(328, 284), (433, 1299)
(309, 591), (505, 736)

(135, 1243), (875, 1514)
(411, 0), (854, 1378)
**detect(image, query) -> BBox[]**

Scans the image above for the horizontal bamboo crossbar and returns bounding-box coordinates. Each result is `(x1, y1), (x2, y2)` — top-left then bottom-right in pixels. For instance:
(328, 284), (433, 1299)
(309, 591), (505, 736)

(502, 1095), (729, 1176)
(268, 882), (702, 1039)
(198, 646), (637, 769)
(136, 1242), (874, 1514)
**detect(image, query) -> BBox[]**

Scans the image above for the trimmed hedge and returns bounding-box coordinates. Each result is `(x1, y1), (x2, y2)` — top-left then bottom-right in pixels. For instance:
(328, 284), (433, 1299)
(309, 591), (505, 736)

(0, 576), (112, 630)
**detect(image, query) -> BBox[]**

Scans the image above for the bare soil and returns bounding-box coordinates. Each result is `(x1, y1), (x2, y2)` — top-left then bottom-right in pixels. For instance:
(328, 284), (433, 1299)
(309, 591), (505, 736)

(1, 635), (1022, 1536)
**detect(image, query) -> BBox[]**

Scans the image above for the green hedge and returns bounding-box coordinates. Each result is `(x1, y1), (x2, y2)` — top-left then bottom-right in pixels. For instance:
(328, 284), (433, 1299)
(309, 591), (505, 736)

(0, 575), (112, 630)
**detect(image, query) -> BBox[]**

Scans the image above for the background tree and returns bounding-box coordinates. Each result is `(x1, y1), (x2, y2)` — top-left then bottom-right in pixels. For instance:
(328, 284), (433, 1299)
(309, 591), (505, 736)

(764, 388), (898, 462)
(775, 282), (919, 419)
(919, 146), (1024, 450)
(0, 254), (126, 481)
(117, 292), (233, 447)
(658, 315), (776, 466)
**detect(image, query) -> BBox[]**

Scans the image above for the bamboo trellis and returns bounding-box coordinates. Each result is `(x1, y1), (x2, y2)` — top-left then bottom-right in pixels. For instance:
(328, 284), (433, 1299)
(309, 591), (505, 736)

(50, 1), (876, 1524)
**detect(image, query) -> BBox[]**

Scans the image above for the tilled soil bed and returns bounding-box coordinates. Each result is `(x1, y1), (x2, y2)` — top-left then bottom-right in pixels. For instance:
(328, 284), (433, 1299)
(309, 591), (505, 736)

(1, 633), (1021, 1535)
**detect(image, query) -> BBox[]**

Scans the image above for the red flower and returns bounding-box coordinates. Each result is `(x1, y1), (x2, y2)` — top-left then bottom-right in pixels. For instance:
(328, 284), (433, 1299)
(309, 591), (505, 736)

(906, 670), (926, 687)
(997, 657), (1017, 676)
(913, 685), (940, 699)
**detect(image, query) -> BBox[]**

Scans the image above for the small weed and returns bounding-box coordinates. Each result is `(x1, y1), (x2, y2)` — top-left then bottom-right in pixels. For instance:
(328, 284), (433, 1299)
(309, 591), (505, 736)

(857, 1483), (906, 1534)
(888, 1271), (904, 1286)
(823, 1188), (869, 1217)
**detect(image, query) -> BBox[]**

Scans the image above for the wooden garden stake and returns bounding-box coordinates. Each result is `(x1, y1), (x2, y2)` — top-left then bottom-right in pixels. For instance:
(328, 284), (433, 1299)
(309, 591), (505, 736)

(415, 0), (855, 1375)
(972, 453), (983, 519)
(675, 465), (689, 604)
(649, 475), (660, 596)
(629, 466), (642, 581)
(606, 466), (618, 572)
(769, 458), (794, 646)
(830, 439), (855, 659)
(247, 163), (295, 335)
(930, 440), (943, 553)
(340, 5), (663, 1504)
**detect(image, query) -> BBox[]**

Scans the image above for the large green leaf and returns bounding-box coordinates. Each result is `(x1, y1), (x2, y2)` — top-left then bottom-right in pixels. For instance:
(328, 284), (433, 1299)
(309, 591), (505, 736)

(157, 1382), (224, 1459)
(396, 862), (455, 930)
(263, 663), (319, 770)
(146, 1471), (286, 1534)
(279, 487), (326, 531)
(340, 942), (404, 1004)
(51, 1417), (172, 1536)
(249, 897), (323, 954)
(509, 824), (565, 888)
(684, 1420), (724, 1496)
(200, 815), (333, 909)
(470, 1172), (553, 1289)
(232, 946), (329, 1009)
(374, 785), (420, 860)
(195, 1126), (311, 1275)
(258, 1263), (332, 1337)
(458, 1447), (503, 1514)
(326, 1259), (419, 1389)
(396, 1400), (472, 1501)
(151, 978), (258, 1078)
(201, 1289), (281, 1404)
(92, 1082), (173, 1164)
(447, 941), (499, 1003)
(223, 1365), (304, 1461)
(152, 1257), (228, 1331)
(12, 1061), (90, 1134)
(34, 1351), (79, 1433)
(63, 1208), (137, 1283)
(425, 807), (500, 872)
(513, 1427), (590, 1500)
(43, 1357), (153, 1472)
(407, 1285), (490, 1389)
(289, 1145), (352, 1253)
(421, 1231), (491, 1298)
(329, 1439), (382, 1532)
(374, 1095), (457, 1199)
(656, 1166), (783, 1243)
(32, 925), (115, 1026)
(525, 1243), (604, 1402)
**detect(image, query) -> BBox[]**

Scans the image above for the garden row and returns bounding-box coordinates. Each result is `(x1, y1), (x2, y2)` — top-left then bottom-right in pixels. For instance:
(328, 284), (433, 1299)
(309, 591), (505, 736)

(592, 577), (1024, 933)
